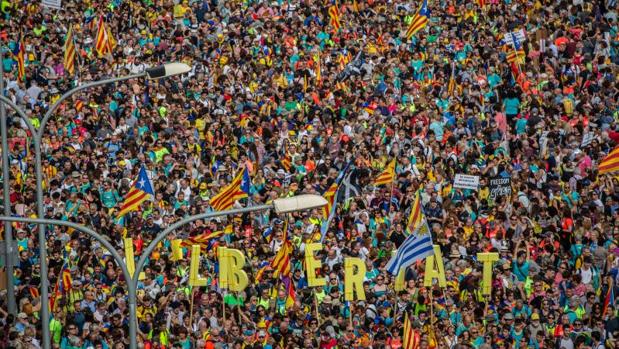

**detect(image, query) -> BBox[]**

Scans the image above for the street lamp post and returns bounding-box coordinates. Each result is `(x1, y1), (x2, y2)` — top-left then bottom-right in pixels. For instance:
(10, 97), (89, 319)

(0, 62), (190, 349)
(0, 94), (39, 315)
(0, 48), (16, 315)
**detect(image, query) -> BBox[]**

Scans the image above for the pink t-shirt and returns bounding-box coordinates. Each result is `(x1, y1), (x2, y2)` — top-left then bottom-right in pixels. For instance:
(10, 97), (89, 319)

(495, 112), (507, 135)
(578, 155), (592, 174)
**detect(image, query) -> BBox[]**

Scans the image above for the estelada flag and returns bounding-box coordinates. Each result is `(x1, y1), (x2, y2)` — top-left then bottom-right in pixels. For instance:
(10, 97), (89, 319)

(328, 5), (341, 31)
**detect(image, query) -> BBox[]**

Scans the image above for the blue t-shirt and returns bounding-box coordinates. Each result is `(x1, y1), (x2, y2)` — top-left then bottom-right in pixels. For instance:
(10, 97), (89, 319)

(512, 260), (530, 282)
(504, 97), (520, 115)
(429, 120), (444, 141)
(515, 118), (527, 134)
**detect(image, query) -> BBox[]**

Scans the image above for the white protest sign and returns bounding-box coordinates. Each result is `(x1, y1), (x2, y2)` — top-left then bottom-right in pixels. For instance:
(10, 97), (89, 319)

(581, 132), (595, 148)
(42, 0), (62, 9)
(502, 29), (526, 45)
(453, 174), (480, 190)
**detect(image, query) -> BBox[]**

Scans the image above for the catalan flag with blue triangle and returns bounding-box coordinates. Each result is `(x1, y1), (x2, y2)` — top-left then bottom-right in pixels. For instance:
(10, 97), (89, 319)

(210, 167), (251, 211)
(117, 165), (155, 217)
(405, 0), (429, 39)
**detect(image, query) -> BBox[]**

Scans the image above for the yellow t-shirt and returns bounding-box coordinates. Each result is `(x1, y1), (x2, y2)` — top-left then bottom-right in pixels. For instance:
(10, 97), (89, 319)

(173, 4), (189, 18)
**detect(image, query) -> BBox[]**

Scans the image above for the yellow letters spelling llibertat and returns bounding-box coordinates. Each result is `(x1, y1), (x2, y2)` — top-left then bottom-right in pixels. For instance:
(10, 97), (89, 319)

(181, 243), (498, 299)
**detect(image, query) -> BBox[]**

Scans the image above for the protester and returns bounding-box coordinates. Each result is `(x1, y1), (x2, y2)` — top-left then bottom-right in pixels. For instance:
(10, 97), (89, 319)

(1, 0), (619, 348)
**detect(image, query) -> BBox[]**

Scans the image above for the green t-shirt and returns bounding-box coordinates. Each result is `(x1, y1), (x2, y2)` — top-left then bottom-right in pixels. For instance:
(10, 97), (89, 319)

(50, 318), (62, 344)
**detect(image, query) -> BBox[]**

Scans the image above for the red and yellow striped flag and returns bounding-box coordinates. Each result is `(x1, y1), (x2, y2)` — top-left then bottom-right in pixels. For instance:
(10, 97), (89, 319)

(403, 313), (421, 349)
(271, 242), (291, 277)
(75, 100), (84, 112)
(506, 48), (526, 64)
(106, 23), (117, 53)
(209, 168), (250, 211)
(63, 25), (76, 76)
(328, 5), (342, 31)
(405, 0), (429, 39)
(49, 280), (60, 311)
(374, 159), (396, 186)
(271, 220), (292, 278)
(338, 52), (352, 69)
(335, 81), (349, 92)
(61, 268), (73, 292)
(322, 182), (338, 219)
(599, 146), (619, 175)
(181, 225), (232, 251)
(447, 63), (456, 96)
(407, 191), (422, 233)
(95, 16), (111, 56)
(284, 276), (296, 309)
(13, 35), (25, 81)
(281, 153), (292, 172)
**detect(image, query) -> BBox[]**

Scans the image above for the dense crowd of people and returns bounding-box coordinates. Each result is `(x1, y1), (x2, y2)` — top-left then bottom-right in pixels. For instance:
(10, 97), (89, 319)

(2, 0), (619, 348)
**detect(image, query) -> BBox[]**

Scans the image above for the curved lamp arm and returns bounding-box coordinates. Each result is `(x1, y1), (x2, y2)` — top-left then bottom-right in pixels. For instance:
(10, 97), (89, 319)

(0, 216), (132, 283)
(0, 95), (39, 143)
(37, 62), (191, 138)
(38, 72), (146, 139)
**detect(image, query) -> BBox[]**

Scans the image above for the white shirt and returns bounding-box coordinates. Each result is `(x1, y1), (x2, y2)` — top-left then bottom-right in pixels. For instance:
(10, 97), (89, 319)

(580, 267), (593, 285)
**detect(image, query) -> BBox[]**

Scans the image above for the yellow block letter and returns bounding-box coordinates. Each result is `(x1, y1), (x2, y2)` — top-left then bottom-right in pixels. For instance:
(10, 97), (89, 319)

(477, 252), (499, 295)
(226, 248), (249, 292)
(124, 238), (136, 277)
(218, 247), (249, 292)
(305, 243), (326, 287)
(189, 245), (207, 287)
(218, 247), (229, 289)
(344, 258), (366, 301)
(123, 238), (145, 280)
(171, 239), (183, 261)
(423, 245), (446, 288)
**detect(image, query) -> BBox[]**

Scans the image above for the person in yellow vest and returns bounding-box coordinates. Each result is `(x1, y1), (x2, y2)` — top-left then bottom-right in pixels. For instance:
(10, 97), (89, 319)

(149, 321), (169, 347)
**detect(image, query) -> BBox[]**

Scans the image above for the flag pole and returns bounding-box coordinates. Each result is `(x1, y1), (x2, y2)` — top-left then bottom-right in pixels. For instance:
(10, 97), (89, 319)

(189, 286), (196, 331)
(387, 158), (397, 217)
(314, 289), (321, 324)
(429, 257), (437, 336)
(511, 40), (524, 76)
(72, 26), (82, 84)
(349, 302), (353, 329)
(222, 290), (226, 321)
(429, 285), (434, 332)
(236, 291), (242, 325)
(393, 290), (399, 317)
